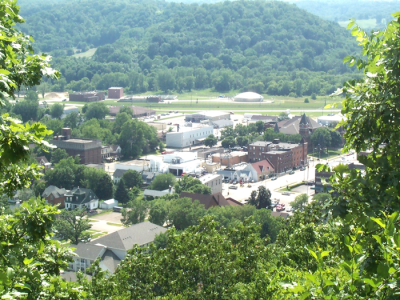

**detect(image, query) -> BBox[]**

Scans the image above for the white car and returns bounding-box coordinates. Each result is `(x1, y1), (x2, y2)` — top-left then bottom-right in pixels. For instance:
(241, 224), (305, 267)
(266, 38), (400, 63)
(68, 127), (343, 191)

(286, 207), (292, 212)
(282, 191), (290, 196)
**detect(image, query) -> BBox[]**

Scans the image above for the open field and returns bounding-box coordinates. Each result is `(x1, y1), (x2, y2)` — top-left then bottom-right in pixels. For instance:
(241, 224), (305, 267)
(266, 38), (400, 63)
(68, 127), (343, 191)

(338, 19), (377, 30)
(309, 149), (342, 159)
(72, 48), (97, 58)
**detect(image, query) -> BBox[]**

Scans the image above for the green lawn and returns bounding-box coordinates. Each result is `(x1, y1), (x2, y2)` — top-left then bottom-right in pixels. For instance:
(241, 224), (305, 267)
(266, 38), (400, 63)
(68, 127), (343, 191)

(308, 149), (342, 160)
(106, 222), (125, 227)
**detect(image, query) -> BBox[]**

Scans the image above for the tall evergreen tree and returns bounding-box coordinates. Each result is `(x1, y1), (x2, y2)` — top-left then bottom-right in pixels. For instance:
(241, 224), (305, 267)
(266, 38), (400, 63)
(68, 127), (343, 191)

(114, 179), (129, 204)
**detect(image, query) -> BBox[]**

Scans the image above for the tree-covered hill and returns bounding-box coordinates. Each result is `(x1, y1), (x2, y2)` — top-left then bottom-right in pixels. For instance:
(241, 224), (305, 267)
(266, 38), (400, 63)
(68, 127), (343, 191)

(18, 0), (361, 96)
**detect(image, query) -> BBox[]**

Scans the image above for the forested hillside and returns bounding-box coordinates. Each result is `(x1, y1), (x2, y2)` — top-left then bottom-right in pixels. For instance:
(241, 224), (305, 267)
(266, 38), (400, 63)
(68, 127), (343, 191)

(18, 0), (361, 96)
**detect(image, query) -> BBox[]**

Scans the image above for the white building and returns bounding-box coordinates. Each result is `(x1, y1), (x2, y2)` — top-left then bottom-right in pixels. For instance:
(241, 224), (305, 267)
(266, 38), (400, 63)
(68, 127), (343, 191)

(317, 115), (346, 126)
(164, 152), (202, 175)
(234, 92), (263, 102)
(100, 199), (118, 209)
(166, 125), (214, 148)
(199, 174), (223, 194)
(185, 111), (230, 123)
(114, 160), (150, 172)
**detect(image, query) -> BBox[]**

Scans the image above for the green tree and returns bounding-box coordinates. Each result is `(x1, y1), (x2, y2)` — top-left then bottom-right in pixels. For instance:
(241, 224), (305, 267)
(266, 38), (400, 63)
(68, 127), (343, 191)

(121, 169), (142, 189)
(174, 175), (209, 194)
(64, 111), (80, 129)
(12, 100), (39, 122)
(114, 179), (129, 204)
(247, 186), (272, 209)
(153, 231), (168, 249)
(204, 134), (217, 148)
(50, 148), (69, 164)
(157, 70), (175, 93)
(95, 173), (114, 200)
(330, 130), (342, 148)
(221, 136), (236, 148)
(312, 192), (331, 207)
(84, 102), (108, 120)
(25, 90), (39, 102)
(168, 197), (206, 230)
(37, 81), (48, 98)
(121, 197), (148, 225)
(148, 198), (169, 226)
(236, 135), (249, 147)
(50, 103), (64, 119)
(119, 106), (133, 116)
(150, 173), (176, 191)
(290, 193), (308, 212)
(54, 208), (92, 244)
(310, 127), (332, 150)
(33, 180), (46, 198)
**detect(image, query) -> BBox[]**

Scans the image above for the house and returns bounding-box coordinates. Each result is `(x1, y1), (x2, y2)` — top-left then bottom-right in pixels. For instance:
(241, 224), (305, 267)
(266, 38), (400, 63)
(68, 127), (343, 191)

(113, 169), (128, 184)
(248, 160), (275, 181)
(142, 171), (162, 185)
(67, 222), (167, 274)
(36, 156), (52, 172)
(166, 125), (214, 148)
(180, 192), (230, 209)
(100, 199), (119, 209)
(212, 120), (234, 129)
(64, 187), (99, 210)
(198, 174), (222, 194)
(42, 185), (67, 208)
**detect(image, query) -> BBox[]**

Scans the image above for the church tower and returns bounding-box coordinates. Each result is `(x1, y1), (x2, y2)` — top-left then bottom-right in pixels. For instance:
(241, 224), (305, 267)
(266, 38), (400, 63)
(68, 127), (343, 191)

(299, 113), (311, 138)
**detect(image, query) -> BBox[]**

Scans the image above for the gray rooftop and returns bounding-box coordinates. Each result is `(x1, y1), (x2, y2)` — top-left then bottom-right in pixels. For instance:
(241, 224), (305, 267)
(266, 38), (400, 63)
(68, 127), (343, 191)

(101, 250), (121, 273)
(90, 221), (167, 250)
(71, 243), (104, 260)
(113, 169), (128, 178)
(42, 185), (67, 198)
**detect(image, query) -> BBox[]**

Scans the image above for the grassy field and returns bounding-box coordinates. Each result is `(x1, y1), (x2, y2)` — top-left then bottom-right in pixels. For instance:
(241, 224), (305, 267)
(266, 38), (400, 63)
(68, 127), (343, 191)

(338, 19), (377, 30)
(309, 149), (342, 159)
(72, 48), (97, 58)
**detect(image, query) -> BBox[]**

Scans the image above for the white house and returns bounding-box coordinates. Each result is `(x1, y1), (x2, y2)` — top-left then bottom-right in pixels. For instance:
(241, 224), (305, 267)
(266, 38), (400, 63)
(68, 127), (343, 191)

(199, 174), (223, 194)
(64, 187), (99, 210)
(100, 199), (118, 209)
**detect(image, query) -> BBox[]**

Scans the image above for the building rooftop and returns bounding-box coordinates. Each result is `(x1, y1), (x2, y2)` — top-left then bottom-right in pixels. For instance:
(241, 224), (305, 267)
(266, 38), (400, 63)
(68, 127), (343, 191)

(60, 138), (94, 144)
(90, 221), (167, 250)
(199, 174), (221, 184)
(193, 111), (229, 117)
(118, 160), (149, 167)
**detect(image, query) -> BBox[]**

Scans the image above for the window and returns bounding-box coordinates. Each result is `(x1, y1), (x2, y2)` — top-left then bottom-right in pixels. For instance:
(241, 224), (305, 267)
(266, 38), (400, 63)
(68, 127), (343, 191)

(81, 258), (85, 264)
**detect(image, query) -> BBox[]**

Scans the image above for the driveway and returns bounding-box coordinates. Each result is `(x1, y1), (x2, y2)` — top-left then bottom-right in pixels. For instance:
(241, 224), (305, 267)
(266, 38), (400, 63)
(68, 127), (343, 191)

(90, 212), (123, 223)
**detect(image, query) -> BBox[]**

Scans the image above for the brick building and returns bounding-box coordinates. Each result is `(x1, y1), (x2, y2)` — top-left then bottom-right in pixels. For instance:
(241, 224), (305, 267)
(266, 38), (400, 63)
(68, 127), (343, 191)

(108, 87), (124, 99)
(42, 185), (67, 208)
(248, 139), (307, 173)
(212, 151), (248, 167)
(69, 91), (105, 102)
(51, 128), (102, 164)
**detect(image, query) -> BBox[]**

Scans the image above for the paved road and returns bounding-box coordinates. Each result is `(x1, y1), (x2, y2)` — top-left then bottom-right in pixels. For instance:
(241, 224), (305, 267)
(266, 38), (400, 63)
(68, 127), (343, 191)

(223, 153), (358, 209)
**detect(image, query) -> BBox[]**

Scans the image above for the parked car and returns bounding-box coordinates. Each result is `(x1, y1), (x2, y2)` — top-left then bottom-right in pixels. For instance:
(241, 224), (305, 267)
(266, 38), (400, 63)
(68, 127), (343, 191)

(161, 151), (167, 154)
(167, 122), (172, 125)
(306, 180), (315, 185)
(181, 172), (187, 176)
(271, 202), (277, 208)
(232, 180), (238, 185)
(286, 206), (292, 212)
(282, 191), (290, 196)
(219, 95), (225, 98)
(271, 177), (277, 181)
(229, 185), (238, 190)
(175, 111), (178, 113)
(289, 170), (295, 175)
(300, 167), (306, 171)
(88, 210), (98, 215)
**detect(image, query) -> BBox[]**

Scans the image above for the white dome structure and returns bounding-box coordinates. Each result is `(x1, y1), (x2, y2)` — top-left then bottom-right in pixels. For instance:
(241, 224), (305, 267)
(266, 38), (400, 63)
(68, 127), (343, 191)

(233, 92), (263, 102)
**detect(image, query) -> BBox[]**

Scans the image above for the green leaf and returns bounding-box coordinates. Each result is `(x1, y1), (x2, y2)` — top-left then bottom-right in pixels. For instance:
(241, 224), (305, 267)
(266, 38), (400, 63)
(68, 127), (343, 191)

(23, 257), (33, 265)
(371, 217), (386, 228)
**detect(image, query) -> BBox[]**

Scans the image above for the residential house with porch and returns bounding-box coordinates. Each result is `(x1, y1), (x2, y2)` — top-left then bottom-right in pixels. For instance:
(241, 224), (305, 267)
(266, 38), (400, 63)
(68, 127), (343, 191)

(64, 187), (99, 210)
